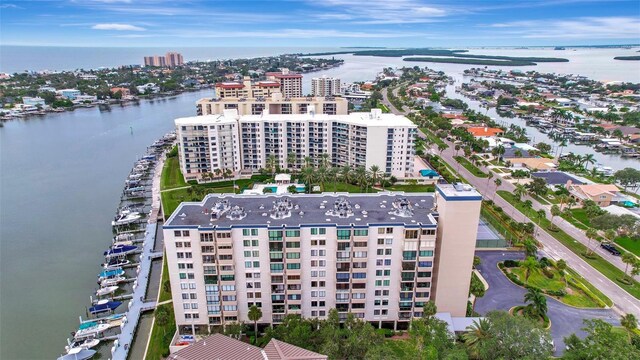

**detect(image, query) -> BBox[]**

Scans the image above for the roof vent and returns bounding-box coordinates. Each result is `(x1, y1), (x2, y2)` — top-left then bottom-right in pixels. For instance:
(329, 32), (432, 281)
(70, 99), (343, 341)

(325, 197), (354, 218)
(270, 198), (293, 219)
(210, 200), (230, 220)
(389, 197), (414, 217)
(226, 205), (247, 220)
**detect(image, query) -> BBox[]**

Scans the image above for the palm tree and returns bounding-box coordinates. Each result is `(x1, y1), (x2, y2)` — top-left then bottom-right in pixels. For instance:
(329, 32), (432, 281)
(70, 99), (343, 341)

(354, 166), (368, 191)
(556, 140), (567, 158)
(537, 209), (546, 223)
(380, 172), (389, 190)
(492, 178), (502, 201)
(303, 156), (312, 168)
(582, 153), (596, 170)
(523, 200), (533, 217)
(621, 314), (638, 344)
(320, 152), (331, 168)
(316, 166), (329, 191)
(522, 256), (539, 284)
(286, 152), (297, 172)
(556, 259), (568, 288)
(523, 239), (537, 258)
(340, 165), (352, 184)
(514, 184), (527, 202)
(486, 172), (494, 194)
(585, 228), (599, 256)
(463, 318), (492, 359)
(454, 144), (461, 157)
(550, 205), (561, 230)
(622, 253), (637, 281)
(155, 306), (170, 335)
(437, 143), (447, 156)
(266, 154), (277, 177)
(524, 287), (548, 319)
(557, 194), (569, 210)
(328, 167), (339, 192)
(248, 305), (262, 344)
(369, 165), (382, 188)
(301, 166), (315, 193)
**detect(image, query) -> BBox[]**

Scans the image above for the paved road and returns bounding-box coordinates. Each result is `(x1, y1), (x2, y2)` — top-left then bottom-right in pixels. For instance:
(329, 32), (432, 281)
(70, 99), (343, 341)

(431, 136), (640, 316)
(475, 251), (619, 356)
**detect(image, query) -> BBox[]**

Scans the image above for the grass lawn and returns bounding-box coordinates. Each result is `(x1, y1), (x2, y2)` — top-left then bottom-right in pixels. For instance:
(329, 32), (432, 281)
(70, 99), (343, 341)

(419, 128), (448, 149)
(379, 339), (413, 358)
(145, 303), (176, 360)
(508, 267), (603, 308)
(314, 181), (378, 193)
(497, 190), (640, 300)
(158, 255), (172, 302)
(531, 194), (550, 206)
(615, 236), (640, 257)
(454, 156), (488, 178)
(377, 103), (391, 113)
(160, 157), (188, 190)
(162, 186), (237, 217)
(570, 208), (592, 227)
(386, 184), (435, 192)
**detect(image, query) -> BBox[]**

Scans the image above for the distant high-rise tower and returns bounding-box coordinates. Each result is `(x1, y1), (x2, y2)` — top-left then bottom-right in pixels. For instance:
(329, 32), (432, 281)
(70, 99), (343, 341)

(312, 76), (341, 97)
(165, 52), (184, 67)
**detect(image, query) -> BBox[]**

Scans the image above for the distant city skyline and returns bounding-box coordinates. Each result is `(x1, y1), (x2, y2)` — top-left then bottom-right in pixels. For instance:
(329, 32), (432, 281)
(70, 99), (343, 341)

(1, 0), (639, 47)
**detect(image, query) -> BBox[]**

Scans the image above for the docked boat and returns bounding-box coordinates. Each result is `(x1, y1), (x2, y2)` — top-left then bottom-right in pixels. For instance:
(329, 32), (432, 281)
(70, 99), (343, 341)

(98, 268), (124, 281)
(65, 337), (100, 353)
(112, 240), (133, 247)
(125, 185), (145, 193)
(104, 245), (137, 257)
(99, 276), (126, 287)
(96, 285), (119, 297)
(111, 211), (141, 226)
(73, 322), (110, 338)
(128, 173), (144, 180)
(103, 256), (130, 268)
(88, 300), (122, 314)
(57, 348), (96, 360)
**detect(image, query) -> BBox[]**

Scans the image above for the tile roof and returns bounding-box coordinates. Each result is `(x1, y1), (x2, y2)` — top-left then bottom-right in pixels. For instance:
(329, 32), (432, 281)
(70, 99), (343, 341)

(263, 339), (327, 360)
(467, 127), (503, 137)
(572, 184), (620, 197)
(167, 334), (265, 360)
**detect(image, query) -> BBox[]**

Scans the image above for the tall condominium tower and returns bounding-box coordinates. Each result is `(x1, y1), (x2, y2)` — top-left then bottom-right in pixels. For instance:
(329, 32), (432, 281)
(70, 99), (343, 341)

(162, 185), (481, 332)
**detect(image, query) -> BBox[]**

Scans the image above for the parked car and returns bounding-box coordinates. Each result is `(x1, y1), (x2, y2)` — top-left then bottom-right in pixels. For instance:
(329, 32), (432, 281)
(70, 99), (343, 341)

(600, 243), (621, 256)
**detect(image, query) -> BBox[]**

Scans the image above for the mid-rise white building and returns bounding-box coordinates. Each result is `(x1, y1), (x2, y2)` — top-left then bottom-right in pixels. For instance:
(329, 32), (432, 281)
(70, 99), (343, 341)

(175, 109), (417, 181)
(162, 185), (482, 332)
(312, 76), (341, 97)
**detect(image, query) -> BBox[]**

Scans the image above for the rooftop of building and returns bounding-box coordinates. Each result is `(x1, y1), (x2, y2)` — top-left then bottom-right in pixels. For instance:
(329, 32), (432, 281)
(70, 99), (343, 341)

(164, 192), (437, 229)
(175, 109), (416, 128)
(168, 333), (327, 360)
(196, 94), (347, 104)
(531, 171), (584, 185)
(467, 127), (504, 137)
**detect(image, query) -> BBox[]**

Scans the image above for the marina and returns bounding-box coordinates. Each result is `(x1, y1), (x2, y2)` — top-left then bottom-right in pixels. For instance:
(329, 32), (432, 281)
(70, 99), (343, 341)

(56, 133), (174, 360)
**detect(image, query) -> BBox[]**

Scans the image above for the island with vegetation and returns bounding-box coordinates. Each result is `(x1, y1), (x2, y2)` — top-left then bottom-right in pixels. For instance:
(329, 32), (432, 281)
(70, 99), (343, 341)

(614, 56), (640, 61)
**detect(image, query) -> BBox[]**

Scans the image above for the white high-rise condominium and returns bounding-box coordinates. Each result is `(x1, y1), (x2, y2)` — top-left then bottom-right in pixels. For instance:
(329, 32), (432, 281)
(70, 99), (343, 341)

(162, 184), (482, 332)
(312, 76), (341, 97)
(175, 109), (417, 181)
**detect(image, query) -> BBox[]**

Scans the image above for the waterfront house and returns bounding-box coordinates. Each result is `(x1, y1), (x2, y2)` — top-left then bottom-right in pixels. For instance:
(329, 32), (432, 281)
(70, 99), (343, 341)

(57, 89), (81, 100)
(467, 127), (504, 138)
(110, 87), (131, 97)
(566, 183), (620, 207)
(508, 157), (557, 171)
(22, 96), (45, 107)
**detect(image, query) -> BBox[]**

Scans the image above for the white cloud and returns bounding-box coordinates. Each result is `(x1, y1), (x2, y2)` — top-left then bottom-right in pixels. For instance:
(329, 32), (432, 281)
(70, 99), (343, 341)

(170, 28), (431, 39)
(308, 0), (449, 25)
(0, 3), (21, 9)
(487, 17), (640, 39)
(92, 23), (146, 31)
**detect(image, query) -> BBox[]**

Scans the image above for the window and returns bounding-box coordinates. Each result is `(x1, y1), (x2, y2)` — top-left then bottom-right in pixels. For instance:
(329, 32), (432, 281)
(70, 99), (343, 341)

(270, 264), (284, 272)
(352, 272), (366, 279)
(386, 227), (393, 234)
(419, 250), (434, 257)
(286, 252), (300, 259)
(422, 229), (436, 236)
(337, 229), (351, 239)
(403, 251), (417, 261)
(285, 230), (300, 237)
(287, 263), (301, 270)
(221, 285), (235, 291)
(268, 230), (283, 241)
(418, 261), (433, 267)
(354, 229), (369, 236)
(200, 233), (213, 242)
(311, 228), (326, 235)
(174, 230), (182, 237)
(243, 240), (250, 247)
(182, 231), (190, 236)
(220, 275), (234, 281)
(222, 295), (236, 301)
(405, 230), (418, 239)
(285, 241), (300, 248)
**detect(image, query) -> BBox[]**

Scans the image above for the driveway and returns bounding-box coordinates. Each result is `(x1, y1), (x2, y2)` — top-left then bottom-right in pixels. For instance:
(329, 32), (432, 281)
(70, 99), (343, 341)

(474, 250), (619, 356)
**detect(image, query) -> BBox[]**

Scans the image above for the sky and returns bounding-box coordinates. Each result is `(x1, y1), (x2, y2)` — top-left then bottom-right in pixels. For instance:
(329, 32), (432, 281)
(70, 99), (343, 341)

(1, 0), (639, 47)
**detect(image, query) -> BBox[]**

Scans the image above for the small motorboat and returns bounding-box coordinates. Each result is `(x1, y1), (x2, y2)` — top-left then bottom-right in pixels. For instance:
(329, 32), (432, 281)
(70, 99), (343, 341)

(111, 211), (141, 226)
(129, 173), (144, 180)
(112, 240), (133, 247)
(89, 300), (122, 314)
(113, 233), (135, 242)
(104, 245), (137, 257)
(57, 348), (96, 360)
(100, 276), (126, 287)
(98, 268), (124, 281)
(96, 285), (118, 297)
(103, 258), (130, 269)
(65, 337), (100, 353)
(74, 322), (110, 338)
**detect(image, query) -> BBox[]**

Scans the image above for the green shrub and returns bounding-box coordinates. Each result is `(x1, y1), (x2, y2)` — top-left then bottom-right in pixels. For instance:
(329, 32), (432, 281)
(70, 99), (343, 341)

(503, 260), (520, 268)
(546, 289), (567, 297)
(376, 328), (395, 338)
(541, 267), (555, 279)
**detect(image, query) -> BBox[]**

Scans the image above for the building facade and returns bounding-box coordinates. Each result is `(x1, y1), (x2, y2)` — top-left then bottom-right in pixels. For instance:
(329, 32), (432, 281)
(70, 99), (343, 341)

(175, 109), (416, 180)
(312, 76), (341, 97)
(162, 186), (481, 332)
(196, 92), (348, 116)
(265, 69), (303, 97)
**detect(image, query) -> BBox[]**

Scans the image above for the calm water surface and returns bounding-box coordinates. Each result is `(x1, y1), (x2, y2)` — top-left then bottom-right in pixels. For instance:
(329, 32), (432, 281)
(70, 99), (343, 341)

(1, 48), (639, 359)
